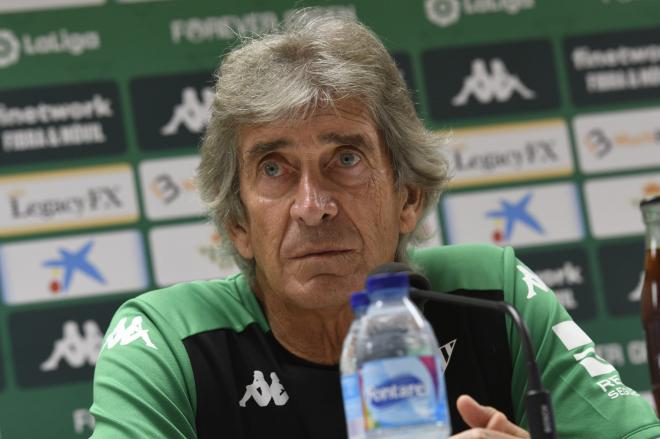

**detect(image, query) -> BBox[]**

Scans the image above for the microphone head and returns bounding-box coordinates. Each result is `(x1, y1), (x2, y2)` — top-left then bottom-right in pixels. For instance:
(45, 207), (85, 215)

(368, 262), (431, 291)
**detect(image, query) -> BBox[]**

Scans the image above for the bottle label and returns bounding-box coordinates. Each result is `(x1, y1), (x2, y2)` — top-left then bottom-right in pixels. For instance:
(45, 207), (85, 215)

(361, 355), (449, 431)
(341, 373), (366, 438)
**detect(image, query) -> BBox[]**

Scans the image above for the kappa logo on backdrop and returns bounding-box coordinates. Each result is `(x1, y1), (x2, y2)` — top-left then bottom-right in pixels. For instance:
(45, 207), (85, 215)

(40, 320), (103, 372)
(130, 71), (214, 151)
(485, 192), (544, 243)
(103, 316), (156, 350)
(424, 0), (535, 28)
(160, 86), (213, 136)
(422, 40), (559, 120)
(452, 58), (536, 106)
(42, 240), (106, 294)
(239, 370), (289, 407)
(9, 300), (121, 387)
(0, 27), (101, 69)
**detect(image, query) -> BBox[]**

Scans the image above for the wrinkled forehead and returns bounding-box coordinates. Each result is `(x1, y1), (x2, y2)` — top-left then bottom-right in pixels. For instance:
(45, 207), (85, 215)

(236, 98), (381, 150)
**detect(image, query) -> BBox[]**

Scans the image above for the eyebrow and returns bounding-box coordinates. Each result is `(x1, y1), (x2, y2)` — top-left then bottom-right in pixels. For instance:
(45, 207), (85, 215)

(245, 139), (292, 161)
(244, 132), (374, 163)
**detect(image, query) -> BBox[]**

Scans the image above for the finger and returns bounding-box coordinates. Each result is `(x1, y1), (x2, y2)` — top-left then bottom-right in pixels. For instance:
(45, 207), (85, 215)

(456, 394), (499, 428)
(450, 427), (529, 439)
(456, 395), (529, 437)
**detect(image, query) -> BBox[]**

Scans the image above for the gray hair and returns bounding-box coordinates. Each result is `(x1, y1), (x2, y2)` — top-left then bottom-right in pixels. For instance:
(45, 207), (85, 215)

(197, 8), (449, 281)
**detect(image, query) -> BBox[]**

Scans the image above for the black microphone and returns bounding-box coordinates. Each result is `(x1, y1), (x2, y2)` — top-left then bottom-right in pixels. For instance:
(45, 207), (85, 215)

(369, 262), (557, 439)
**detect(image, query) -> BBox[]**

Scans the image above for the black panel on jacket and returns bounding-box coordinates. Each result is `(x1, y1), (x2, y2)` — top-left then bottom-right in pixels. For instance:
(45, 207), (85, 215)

(422, 289), (515, 433)
(184, 287), (515, 438)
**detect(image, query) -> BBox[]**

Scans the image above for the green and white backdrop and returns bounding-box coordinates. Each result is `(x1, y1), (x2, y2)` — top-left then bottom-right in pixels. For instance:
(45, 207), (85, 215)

(0, 0), (659, 437)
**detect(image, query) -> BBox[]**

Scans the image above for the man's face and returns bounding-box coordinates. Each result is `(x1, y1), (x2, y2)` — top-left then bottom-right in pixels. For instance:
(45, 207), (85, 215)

(229, 102), (421, 311)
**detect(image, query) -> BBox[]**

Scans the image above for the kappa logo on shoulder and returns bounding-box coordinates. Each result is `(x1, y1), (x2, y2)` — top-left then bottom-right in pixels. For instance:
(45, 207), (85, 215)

(103, 316), (157, 350)
(517, 264), (551, 299)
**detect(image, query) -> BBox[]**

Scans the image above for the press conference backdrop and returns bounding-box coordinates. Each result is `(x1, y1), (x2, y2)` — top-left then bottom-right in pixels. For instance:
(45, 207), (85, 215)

(0, 0), (658, 437)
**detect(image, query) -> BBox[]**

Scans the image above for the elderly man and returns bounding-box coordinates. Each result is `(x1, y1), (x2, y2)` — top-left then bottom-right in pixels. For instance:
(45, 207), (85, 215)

(90, 9), (660, 439)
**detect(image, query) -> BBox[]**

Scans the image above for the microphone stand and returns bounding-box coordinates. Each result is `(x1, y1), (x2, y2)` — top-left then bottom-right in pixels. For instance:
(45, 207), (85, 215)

(410, 287), (557, 439)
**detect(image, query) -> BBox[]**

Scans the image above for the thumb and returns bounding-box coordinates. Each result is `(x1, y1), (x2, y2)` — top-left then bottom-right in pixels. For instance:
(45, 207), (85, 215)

(456, 394), (501, 429)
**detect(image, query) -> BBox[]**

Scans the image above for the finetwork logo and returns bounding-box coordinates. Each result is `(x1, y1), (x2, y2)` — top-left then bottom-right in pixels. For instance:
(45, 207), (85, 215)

(452, 58), (536, 106)
(425, 0), (535, 28)
(0, 27), (100, 69)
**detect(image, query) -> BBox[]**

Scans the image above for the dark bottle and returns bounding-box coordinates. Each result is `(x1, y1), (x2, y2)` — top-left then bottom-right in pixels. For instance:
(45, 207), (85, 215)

(641, 195), (660, 412)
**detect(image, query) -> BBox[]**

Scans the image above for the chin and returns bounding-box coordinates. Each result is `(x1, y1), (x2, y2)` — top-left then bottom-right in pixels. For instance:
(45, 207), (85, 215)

(287, 275), (362, 310)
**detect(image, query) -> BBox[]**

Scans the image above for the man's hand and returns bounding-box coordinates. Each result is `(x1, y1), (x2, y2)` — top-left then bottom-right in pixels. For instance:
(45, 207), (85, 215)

(450, 395), (530, 438)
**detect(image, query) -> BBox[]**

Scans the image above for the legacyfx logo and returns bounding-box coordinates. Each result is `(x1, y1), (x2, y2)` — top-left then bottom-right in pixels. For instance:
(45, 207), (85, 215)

(0, 27), (100, 69)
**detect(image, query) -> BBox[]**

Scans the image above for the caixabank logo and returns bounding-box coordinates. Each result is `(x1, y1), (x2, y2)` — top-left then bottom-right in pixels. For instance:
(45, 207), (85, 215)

(0, 230), (148, 305)
(0, 81), (126, 166)
(598, 240), (644, 317)
(517, 246), (596, 322)
(130, 71), (214, 151)
(8, 300), (123, 388)
(422, 40), (559, 120)
(0, 27), (100, 69)
(442, 182), (584, 248)
(565, 27), (660, 106)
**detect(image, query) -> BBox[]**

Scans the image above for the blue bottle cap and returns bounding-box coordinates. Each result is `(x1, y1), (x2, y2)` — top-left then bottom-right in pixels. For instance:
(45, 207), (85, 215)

(365, 271), (409, 293)
(349, 290), (370, 311)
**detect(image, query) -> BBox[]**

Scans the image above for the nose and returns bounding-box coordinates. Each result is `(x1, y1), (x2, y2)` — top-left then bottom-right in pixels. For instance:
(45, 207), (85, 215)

(290, 171), (338, 226)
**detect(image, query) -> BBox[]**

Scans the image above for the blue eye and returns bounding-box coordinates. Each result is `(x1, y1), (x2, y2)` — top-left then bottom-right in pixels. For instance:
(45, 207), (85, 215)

(338, 152), (360, 167)
(263, 162), (282, 177)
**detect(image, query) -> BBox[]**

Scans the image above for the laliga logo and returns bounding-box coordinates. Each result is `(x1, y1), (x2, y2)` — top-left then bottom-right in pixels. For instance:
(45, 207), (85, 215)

(425, 0), (461, 27)
(0, 29), (20, 68)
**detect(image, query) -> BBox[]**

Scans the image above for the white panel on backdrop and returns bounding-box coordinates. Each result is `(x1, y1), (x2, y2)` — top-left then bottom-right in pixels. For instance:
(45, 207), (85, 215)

(0, 230), (148, 305)
(149, 221), (239, 287)
(0, 0), (103, 13)
(0, 164), (139, 237)
(447, 119), (574, 187)
(574, 107), (660, 174)
(139, 155), (204, 221)
(443, 182), (584, 247)
(584, 171), (660, 238)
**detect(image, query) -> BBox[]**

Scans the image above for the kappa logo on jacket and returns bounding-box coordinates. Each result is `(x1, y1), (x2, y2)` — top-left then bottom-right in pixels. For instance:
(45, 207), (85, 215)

(103, 316), (156, 350)
(239, 370), (289, 407)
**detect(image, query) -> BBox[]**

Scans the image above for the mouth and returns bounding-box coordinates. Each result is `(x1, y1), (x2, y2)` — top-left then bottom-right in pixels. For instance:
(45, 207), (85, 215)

(291, 249), (354, 259)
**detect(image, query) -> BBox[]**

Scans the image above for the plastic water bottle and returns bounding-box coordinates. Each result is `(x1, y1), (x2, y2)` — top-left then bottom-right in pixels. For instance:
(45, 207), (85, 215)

(341, 291), (370, 439)
(357, 272), (450, 439)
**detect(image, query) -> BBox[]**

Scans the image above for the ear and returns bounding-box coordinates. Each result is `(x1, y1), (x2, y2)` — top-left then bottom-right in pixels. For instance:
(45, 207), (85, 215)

(227, 219), (254, 260)
(399, 185), (424, 235)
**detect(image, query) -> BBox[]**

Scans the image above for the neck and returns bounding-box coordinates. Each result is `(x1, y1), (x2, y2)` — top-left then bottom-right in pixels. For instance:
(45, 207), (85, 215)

(257, 289), (354, 365)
